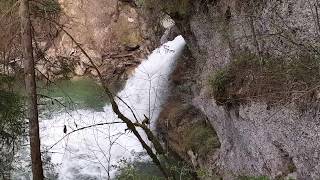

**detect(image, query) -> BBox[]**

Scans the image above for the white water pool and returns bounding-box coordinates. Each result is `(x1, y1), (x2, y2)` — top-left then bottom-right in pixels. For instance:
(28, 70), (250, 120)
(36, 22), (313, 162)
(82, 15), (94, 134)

(36, 36), (186, 179)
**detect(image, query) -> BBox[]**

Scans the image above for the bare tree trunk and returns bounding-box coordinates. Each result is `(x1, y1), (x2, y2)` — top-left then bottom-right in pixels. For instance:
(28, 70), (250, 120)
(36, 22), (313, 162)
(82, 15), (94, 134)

(20, 0), (44, 179)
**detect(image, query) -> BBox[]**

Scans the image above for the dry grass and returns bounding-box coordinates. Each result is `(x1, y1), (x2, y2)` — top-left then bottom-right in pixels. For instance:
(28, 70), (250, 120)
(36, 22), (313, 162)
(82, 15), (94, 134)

(209, 50), (320, 109)
(157, 100), (220, 160)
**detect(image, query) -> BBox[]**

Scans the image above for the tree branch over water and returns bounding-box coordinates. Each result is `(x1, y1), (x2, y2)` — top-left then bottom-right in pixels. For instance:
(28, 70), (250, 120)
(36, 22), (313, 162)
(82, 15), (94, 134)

(37, 16), (174, 179)
(44, 121), (124, 152)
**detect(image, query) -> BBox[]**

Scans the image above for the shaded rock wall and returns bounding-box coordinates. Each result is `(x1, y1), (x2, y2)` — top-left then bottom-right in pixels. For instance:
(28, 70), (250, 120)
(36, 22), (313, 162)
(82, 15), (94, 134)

(158, 0), (320, 179)
(157, 48), (220, 172)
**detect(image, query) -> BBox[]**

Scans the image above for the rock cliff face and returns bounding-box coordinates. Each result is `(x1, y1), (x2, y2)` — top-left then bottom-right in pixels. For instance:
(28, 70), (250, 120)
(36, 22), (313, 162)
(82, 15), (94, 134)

(157, 0), (320, 179)
(157, 48), (220, 175)
(38, 0), (157, 88)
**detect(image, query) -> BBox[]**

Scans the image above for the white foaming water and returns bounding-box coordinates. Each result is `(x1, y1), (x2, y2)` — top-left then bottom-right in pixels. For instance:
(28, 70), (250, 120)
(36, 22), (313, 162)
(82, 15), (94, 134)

(39, 36), (186, 179)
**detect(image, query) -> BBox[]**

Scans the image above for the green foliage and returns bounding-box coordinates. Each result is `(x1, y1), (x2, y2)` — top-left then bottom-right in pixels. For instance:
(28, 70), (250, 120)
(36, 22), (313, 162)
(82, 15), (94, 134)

(184, 123), (220, 157)
(115, 152), (197, 180)
(196, 168), (210, 179)
(196, 168), (213, 179)
(209, 50), (320, 107)
(0, 74), (25, 178)
(209, 51), (260, 105)
(239, 176), (270, 180)
(163, 156), (196, 180)
(0, 91), (24, 142)
(196, 167), (222, 180)
(0, 75), (25, 145)
(0, 74), (15, 88)
(115, 158), (165, 180)
(209, 68), (234, 105)
(287, 161), (297, 173)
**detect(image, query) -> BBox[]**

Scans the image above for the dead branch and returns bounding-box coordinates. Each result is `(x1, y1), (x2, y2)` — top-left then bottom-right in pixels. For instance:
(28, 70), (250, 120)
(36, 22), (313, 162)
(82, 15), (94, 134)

(39, 16), (173, 179)
(44, 121), (124, 152)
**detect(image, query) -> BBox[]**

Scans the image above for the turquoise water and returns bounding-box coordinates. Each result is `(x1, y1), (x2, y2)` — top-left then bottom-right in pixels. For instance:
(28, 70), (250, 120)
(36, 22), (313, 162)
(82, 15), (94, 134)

(39, 78), (108, 112)
(11, 36), (186, 179)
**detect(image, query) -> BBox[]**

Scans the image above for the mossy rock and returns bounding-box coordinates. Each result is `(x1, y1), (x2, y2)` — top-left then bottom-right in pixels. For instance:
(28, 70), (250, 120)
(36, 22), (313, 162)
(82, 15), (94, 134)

(239, 176), (270, 180)
(30, 0), (61, 14)
(184, 123), (220, 157)
(209, 50), (320, 108)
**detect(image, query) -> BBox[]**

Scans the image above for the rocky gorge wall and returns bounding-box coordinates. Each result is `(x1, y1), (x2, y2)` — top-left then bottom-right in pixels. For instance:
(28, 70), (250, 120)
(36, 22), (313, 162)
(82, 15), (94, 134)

(155, 0), (320, 179)
(36, 0), (160, 89)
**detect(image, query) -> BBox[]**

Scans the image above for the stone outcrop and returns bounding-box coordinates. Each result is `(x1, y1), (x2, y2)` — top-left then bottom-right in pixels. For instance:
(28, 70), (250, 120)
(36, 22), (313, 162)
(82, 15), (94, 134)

(156, 0), (320, 179)
(37, 0), (156, 87)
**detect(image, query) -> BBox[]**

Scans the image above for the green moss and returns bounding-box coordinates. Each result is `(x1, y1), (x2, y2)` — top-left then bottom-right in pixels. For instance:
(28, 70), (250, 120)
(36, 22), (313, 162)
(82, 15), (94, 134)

(209, 68), (234, 105)
(196, 168), (221, 179)
(115, 155), (196, 180)
(239, 176), (270, 180)
(0, 74), (25, 177)
(0, 74), (15, 88)
(184, 123), (220, 157)
(209, 50), (320, 107)
(115, 159), (165, 180)
(287, 161), (297, 173)
(31, 0), (61, 14)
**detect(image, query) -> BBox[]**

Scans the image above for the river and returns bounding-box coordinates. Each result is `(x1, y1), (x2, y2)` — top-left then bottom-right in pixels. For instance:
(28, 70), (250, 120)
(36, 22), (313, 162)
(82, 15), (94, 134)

(13, 36), (185, 179)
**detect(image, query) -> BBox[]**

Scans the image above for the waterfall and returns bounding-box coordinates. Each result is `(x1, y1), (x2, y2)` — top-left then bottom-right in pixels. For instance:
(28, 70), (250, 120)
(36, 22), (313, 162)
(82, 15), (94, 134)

(38, 36), (186, 179)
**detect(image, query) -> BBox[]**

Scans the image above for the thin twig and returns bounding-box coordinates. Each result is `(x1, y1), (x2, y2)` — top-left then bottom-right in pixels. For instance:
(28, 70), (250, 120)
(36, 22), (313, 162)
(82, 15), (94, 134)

(44, 121), (124, 152)
(39, 16), (172, 179)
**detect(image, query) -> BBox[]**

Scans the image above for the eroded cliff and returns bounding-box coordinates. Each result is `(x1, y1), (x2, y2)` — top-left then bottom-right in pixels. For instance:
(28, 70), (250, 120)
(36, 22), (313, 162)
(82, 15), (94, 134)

(37, 0), (159, 89)
(155, 0), (320, 179)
